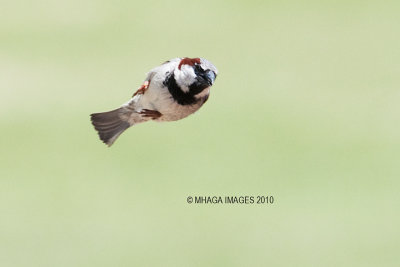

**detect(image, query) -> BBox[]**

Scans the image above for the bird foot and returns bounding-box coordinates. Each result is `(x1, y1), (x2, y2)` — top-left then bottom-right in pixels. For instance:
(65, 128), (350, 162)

(140, 109), (162, 120)
(133, 81), (150, 97)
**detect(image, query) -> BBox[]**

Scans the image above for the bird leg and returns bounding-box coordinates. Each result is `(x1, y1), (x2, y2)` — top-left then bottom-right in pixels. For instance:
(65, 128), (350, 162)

(133, 80), (150, 97)
(139, 109), (162, 120)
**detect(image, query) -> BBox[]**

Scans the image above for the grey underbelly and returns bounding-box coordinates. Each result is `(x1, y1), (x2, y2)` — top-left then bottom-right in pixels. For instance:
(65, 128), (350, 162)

(157, 102), (203, 121)
(130, 88), (206, 122)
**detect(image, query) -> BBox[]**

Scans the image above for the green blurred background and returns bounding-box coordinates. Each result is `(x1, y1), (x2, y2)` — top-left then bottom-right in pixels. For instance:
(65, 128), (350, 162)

(1, 0), (399, 266)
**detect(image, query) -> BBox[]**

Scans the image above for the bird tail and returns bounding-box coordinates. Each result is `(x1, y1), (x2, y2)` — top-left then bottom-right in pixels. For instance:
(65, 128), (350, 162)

(90, 108), (131, 146)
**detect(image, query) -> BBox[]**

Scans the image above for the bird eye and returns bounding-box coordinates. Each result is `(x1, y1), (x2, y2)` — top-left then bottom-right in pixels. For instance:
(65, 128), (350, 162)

(194, 64), (205, 72)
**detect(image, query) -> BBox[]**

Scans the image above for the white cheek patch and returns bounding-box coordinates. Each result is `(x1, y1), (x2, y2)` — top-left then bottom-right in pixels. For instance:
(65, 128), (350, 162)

(174, 65), (197, 93)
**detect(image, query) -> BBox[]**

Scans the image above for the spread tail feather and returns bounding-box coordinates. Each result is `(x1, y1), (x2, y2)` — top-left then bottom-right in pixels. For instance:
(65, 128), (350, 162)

(90, 108), (130, 146)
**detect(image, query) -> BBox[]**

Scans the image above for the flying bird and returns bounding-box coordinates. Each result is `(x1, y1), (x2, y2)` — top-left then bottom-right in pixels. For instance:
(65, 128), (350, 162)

(90, 57), (218, 146)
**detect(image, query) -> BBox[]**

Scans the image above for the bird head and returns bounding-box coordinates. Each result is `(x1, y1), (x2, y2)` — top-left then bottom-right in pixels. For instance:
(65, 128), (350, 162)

(173, 57), (218, 95)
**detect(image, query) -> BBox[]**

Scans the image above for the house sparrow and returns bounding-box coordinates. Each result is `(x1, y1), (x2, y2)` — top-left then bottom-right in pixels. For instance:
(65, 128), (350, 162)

(90, 57), (218, 146)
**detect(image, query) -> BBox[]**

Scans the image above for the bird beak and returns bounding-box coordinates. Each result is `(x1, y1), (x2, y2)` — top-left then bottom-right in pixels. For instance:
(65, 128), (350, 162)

(205, 70), (216, 85)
